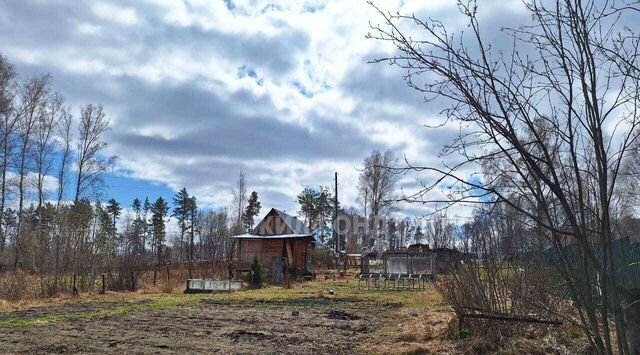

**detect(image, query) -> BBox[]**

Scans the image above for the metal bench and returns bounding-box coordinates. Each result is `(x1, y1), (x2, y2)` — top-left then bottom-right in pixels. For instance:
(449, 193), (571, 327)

(358, 273), (430, 290)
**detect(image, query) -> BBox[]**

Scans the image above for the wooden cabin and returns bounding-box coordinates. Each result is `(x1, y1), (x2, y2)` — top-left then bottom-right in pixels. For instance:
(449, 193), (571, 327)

(233, 208), (315, 283)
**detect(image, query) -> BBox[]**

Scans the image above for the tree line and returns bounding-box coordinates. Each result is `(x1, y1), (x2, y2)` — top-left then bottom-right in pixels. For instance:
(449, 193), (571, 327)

(0, 54), (264, 294)
(0, 55), (114, 279)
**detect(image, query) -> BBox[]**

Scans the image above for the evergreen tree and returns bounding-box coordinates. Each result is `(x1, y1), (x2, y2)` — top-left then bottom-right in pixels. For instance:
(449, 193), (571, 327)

(150, 197), (168, 264)
(96, 201), (116, 270)
(131, 198), (145, 254)
(105, 198), (121, 235)
(242, 191), (261, 231)
(316, 186), (333, 225)
(172, 188), (191, 261)
(132, 198), (141, 217)
(142, 197), (150, 251)
(297, 186), (335, 243)
(187, 195), (197, 264)
(297, 187), (319, 229)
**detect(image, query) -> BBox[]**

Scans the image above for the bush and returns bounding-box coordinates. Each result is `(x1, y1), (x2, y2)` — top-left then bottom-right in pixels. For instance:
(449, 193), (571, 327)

(435, 259), (565, 336)
(250, 257), (263, 288)
(0, 271), (30, 301)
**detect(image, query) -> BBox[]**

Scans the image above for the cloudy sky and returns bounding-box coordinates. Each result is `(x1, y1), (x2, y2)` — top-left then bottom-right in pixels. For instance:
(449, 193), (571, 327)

(0, 0), (530, 219)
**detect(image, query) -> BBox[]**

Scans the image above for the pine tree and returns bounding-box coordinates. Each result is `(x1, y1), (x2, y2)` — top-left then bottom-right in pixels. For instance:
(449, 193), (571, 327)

(105, 198), (121, 235)
(172, 188), (191, 261)
(187, 195), (197, 264)
(242, 191), (261, 231)
(297, 187), (319, 229)
(150, 197), (168, 264)
(143, 197), (150, 251)
(131, 198), (145, 254)
(132, 198), (141, 217)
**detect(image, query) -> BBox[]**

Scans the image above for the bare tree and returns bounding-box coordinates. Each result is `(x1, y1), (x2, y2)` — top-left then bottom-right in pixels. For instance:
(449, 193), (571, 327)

(14, 74), (50, 269)
(231, 171), (247, 232)
(369, 0), (640, 353)
(55, 108), (72, 208)
(33, 92), (64, 208)
(74, 104), (115, 202)
(357, 150), (399, 250)
(0, 54), (16, 262)
(425, 212), (454, 249)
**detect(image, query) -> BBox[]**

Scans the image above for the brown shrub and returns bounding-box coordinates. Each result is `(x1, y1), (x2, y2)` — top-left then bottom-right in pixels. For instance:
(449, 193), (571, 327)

(0, 271), (31, 301)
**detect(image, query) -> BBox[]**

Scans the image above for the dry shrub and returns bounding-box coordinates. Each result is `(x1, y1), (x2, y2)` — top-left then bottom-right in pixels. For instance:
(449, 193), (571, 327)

(0, 261), (230, 302)
(0, 271), (31, 301)
(435, 259), (566, 337)
(401, 344), (435, 354)
(397, 327), (435, 342)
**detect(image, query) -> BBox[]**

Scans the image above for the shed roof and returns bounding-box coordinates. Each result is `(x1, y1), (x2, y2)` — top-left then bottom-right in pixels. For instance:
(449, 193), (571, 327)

(232, 233), (313, 240)
(231, 208), (314, 241)
(272, 208), (310, 235)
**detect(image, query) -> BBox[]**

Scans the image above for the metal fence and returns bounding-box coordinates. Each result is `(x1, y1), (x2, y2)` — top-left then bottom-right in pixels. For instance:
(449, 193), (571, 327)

(534, 236), (640, 289)
(361, 252), (436, 276)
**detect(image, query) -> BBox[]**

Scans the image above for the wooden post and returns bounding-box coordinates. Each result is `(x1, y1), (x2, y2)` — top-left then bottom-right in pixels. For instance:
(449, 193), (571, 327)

(72, 274), (78, 296)
(101, 274), (106, 294)
(153, 269), (157, 286)
(166, 266), (170, 286)
(130, 271), (135, 291)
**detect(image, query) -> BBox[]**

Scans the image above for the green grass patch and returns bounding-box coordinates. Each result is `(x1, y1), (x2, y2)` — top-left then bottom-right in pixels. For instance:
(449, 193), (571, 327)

(0, 295), (198, 328)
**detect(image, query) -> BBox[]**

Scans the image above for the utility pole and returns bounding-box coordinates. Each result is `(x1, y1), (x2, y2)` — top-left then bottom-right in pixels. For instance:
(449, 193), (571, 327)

(333, 171), (338, 254)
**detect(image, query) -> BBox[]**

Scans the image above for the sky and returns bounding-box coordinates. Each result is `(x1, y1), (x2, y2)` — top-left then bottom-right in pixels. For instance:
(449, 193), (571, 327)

(0, 0), (531, 221)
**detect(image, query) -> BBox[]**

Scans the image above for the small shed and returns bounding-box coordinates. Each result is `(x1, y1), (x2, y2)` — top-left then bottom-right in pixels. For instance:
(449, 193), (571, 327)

(233, 208), (315, 283)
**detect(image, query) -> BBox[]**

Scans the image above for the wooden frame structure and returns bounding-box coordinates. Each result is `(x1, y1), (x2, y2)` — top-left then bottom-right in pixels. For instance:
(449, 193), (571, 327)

(232, 208), (315, 282)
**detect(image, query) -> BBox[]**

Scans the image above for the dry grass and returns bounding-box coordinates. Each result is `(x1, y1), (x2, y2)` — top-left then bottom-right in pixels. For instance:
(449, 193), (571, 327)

(0, 277), (590, 354)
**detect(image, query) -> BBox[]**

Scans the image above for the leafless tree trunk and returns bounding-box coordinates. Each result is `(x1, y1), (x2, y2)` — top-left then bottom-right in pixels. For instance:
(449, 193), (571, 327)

(426, 212), (454, 249)
(231, 171), (247, 230)
(74, 104), (115, 202)
(56, 109), (72, 209)
(0, 55), (16, 264)
(357, 150), (399, 250)
(34, 92), (63, 208)
(15, 74), (50, 270)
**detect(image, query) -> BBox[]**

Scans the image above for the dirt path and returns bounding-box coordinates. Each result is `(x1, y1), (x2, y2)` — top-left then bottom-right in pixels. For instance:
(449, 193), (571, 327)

(0, 296), (389, 354)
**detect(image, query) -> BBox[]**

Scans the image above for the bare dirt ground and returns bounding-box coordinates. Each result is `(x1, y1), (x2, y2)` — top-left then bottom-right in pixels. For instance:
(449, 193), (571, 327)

(0, 281), (423, 354)
(0, 280), (588, 354)
(2, 300), (376, 353)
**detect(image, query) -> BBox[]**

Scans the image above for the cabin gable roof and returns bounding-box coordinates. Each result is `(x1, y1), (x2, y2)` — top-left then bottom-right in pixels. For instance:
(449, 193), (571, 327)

(251, 208), (311, 236)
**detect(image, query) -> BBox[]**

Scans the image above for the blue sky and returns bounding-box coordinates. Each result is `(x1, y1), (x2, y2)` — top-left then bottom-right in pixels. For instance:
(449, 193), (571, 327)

(0, 0), (531, 219)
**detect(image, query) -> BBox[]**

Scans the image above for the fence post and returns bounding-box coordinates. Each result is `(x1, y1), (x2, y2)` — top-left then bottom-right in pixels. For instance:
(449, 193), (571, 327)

(101, 274), (106, 294)
(153, 269), (157, 286)
(130, 271), (135, 291)
(72, 274), (78, 296)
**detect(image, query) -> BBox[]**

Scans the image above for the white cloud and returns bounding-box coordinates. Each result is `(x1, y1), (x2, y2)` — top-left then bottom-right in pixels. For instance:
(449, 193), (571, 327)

(0, 0), (531, 221)
(92, 2), (139, 26)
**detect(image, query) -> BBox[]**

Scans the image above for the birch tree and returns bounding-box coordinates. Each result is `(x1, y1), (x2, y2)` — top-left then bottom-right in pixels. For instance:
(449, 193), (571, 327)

(0, 55), (16, 262)
(14, 75), (50, 269)
(74, 104), (115, 202)
(357, 150), (399, 249)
